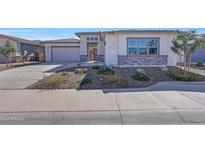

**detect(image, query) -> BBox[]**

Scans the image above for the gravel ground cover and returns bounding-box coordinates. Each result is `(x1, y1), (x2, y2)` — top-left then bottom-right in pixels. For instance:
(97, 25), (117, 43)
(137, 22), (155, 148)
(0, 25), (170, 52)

(28, 66), (205, 89)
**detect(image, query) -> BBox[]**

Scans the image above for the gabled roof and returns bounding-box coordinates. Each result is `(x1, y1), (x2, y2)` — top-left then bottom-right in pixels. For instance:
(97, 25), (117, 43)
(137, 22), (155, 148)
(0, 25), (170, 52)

(0, 33), (43, 46)
(41, 38), (80, 43)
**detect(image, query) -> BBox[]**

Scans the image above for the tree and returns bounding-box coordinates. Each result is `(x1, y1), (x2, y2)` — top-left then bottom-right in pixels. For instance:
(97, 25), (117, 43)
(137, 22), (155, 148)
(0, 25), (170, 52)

(171, 36), (183, 70)
(0, 40), (16, 68)
(171, 30), (205, 73)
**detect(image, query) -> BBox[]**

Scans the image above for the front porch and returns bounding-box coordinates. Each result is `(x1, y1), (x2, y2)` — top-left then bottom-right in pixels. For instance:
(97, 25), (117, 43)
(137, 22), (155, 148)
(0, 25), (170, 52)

(80, 59), (105, 67)
(80, 55), (105, 64)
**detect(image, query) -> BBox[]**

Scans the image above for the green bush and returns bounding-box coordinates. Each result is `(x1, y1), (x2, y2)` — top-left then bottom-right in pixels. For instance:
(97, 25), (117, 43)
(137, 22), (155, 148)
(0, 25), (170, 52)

(132, 72), (151, 81)
(167, 70), (199, 81)
(92, 65), (101, 70)
(80, 78), (92, 85)
(196, 62), (204, 67)
(97, 67), (114, 75)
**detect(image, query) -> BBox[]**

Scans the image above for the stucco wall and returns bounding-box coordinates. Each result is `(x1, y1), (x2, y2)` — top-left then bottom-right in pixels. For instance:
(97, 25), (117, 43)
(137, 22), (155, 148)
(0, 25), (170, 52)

(104, 33), (177, 66)
(79, 35), (104, 56)
(44, 42), (80, 62)
(104, 34), (119, 66)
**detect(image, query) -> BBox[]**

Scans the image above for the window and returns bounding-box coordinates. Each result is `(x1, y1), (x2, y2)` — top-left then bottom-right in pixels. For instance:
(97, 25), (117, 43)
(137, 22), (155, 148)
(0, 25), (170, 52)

(128, 38), (159, 55)
(148, 39), (159, 55)
(128, 39), (137, 55)
(94, 37), (98, 41)
(138, 39), (147, 55)
(87, 37), (90, 41)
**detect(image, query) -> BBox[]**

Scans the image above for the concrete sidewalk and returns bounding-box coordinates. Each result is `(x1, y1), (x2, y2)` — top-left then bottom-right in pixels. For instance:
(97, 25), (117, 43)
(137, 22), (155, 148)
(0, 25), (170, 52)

(0, 82), (205, 124)
(1, 109), (205, 125)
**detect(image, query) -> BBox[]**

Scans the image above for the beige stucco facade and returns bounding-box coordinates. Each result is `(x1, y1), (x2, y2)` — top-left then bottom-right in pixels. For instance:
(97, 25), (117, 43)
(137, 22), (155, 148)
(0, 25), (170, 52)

(104, 32), (177, 66)
(79, 35), (104, 56)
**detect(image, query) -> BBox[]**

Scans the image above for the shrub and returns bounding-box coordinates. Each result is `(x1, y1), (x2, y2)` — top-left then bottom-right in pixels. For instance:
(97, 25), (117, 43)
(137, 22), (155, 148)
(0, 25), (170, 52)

(167, 70), (199, 81)
(132, 72), (151, 81)
(80, 78), (92, 85)
(196, 62), (204, 67)
(92, 65), (101, 70)
(97, 67), (114, 75)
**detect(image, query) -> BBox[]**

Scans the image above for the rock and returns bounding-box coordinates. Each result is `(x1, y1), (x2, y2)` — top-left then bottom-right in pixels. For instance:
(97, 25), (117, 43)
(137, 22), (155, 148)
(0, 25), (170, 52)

(75, 68), (88, 74)
(160, 67), (168, 72)
(136, 68), (146, 74)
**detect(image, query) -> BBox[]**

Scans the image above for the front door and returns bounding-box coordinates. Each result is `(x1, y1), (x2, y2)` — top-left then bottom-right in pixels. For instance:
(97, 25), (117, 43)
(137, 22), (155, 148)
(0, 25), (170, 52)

(88, 43), (97, 61)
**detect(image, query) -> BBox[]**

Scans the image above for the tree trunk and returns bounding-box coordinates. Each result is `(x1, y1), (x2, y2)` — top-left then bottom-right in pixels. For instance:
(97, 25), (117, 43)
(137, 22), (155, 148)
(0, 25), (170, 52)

(188, 53), (192, 72)
(9, 53), (12, 68)
(183, 52), (187, 74)
(6, 57), (9, 69)
(180, 54), (182, 71)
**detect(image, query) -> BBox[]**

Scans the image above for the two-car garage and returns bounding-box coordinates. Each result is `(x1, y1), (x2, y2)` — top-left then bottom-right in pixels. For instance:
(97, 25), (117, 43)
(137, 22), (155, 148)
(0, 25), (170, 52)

(51, 46), (80, 62)
(43, 39), (80, 62)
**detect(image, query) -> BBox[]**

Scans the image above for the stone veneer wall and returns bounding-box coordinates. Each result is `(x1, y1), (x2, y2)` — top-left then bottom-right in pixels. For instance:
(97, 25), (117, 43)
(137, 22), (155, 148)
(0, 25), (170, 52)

(80, 55), (88, 62)
(118, 55), (168, 65)
(80, 55), (104, 63)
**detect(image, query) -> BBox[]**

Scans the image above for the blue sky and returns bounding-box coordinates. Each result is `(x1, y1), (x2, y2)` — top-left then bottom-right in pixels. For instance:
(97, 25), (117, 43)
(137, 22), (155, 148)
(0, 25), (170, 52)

(0, 28), (204, 41)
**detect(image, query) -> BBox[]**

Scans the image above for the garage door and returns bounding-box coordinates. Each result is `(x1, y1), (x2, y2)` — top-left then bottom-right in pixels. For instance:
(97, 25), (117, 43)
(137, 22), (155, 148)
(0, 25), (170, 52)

(0, 53), (6, 64)
(51, 46), (80, 62)
(192, 47), (205, 62)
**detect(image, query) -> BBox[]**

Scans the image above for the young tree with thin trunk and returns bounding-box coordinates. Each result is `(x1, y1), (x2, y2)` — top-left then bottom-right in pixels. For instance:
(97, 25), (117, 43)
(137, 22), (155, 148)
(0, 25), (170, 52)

(0, 40), (16, 68)
(171, 30), (205, 73)
(171, 37), (183, 70)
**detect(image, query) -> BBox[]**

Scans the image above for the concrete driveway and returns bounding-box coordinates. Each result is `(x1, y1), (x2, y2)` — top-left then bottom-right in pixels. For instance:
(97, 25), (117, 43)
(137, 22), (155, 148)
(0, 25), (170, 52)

(0, 82), (205, 124)
(0, 62), (77, 89)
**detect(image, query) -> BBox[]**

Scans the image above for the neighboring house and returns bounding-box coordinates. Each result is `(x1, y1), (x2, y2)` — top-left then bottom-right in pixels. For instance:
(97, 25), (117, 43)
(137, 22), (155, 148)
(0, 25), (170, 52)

(74, 30), (177, 66)
(191, 34), (205, 63)
(0, 34), (44, 63)
(42, 39), (80, 62)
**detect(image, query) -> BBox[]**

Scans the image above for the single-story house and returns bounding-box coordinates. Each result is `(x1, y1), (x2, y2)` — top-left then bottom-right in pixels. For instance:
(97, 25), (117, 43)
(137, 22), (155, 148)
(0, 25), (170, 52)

(45, 30), (178, 66)
(0, 34), (44, 63)
(191, 34), (205, 63)
(42, 39), (80, 62)
(2, 30), (204, 66)
(74, 30), (178, 66)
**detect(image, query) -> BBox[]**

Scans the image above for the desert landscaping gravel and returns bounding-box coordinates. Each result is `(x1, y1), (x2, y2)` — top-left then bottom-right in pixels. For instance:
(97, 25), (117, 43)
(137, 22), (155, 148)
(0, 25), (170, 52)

(28, 66), (176, 89)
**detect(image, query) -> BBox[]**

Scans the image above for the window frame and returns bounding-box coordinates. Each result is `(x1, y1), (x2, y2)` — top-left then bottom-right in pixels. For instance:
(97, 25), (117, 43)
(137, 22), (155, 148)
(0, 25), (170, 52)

(127, 37), (160, 56)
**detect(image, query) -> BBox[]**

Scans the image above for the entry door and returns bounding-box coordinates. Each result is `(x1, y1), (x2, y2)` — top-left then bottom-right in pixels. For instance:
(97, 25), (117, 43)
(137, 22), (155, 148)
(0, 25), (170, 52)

(88, 43), (97, 61)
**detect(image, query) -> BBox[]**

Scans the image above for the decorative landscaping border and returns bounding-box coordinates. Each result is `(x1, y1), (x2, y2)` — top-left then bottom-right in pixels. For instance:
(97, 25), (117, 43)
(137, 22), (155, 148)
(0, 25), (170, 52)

(118, 55), (168, 65)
